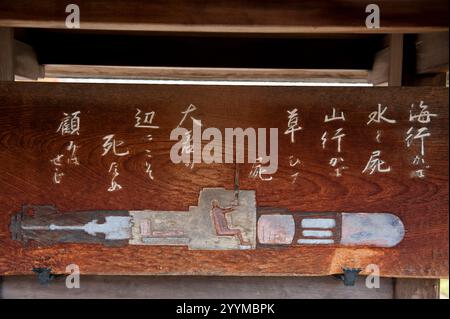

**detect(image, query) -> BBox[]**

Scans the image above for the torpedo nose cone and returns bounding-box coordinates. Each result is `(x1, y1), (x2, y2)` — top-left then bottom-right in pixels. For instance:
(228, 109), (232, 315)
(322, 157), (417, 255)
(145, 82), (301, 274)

(340, 213), (405, 247)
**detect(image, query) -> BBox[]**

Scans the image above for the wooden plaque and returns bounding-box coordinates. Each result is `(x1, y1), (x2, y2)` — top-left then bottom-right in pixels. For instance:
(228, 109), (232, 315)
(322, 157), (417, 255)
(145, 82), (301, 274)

(0, 83), (448, 278)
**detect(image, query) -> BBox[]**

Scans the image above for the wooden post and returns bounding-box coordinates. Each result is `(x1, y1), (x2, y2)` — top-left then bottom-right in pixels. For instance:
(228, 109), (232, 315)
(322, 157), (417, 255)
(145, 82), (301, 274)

(0, 28), (14, 81)
(0, 27), (14, 299)
(368, 34), (405, 86)
(388, 34), (404, 86)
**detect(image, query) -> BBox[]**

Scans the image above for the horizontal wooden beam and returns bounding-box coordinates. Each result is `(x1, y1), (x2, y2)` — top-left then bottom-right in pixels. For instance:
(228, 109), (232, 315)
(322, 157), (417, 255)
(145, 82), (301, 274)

(2, 275), (394, 299)
(43, 65), (370, 83)
(0, 83), (448, 277)
(0, 0), (448, 33)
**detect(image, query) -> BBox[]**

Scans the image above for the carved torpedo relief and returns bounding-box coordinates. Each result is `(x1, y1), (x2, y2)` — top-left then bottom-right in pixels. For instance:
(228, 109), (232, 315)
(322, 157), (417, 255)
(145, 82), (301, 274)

(10, 188), (405, 249)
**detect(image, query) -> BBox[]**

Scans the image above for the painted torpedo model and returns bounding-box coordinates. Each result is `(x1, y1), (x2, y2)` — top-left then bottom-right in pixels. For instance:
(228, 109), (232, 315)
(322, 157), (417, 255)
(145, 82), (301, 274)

(10, 188), (405, 250)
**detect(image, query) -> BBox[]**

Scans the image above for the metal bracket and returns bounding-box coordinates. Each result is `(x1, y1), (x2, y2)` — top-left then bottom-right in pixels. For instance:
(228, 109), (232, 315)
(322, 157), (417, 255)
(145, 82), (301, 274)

(32, 267), (63, 286)
(333, 267), (362, 286)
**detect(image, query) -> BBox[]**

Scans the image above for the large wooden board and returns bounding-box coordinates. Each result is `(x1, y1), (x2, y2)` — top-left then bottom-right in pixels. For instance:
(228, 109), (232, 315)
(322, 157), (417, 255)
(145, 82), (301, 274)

(0, 83), (448, 277)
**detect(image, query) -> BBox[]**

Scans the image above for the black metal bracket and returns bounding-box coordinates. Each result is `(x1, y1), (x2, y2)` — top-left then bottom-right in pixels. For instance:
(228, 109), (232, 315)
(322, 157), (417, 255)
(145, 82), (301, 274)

(333, 267), (362, 286)
(32, 267), (64, 286)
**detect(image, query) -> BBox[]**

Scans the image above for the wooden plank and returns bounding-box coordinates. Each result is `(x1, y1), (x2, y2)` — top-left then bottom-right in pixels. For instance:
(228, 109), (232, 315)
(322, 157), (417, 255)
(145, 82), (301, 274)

(0, 83), (448, 278)
(2, 275), (394, 299)
(416, 32), (449, 74)
(42, 65), (369, 83)
(0, 28), (14, 81)
(394, 278), (439, 299)
(0, 0), (448, 33)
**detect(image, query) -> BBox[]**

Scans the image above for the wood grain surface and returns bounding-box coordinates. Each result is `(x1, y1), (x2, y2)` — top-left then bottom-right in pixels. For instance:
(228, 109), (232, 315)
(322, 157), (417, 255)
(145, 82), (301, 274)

(0, 0), (448, 33)
(0, 28), (14, 81)
(0, 83), (448, 277)
(2, 275), (394, 299)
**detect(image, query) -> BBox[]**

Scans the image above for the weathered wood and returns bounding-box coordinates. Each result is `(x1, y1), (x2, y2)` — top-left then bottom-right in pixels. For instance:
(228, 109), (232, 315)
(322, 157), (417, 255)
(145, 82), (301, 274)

(416, 32), (449, 74)
(404, 73), (448, 87)
(0, 0), (448, 33)
(388, 34), (404, 86)
(394, 278), (439, 299)
(368, 34), (404, 86)
(392, 39), (445, 299)
(0, 28), (14, 81)
(0, 27), (15, 295)
(43, 65), (370, 83)
(14, 41), (44, 80)
(1, 275), (394, 299)
(0, 83), (447, 277)
(402, 34), (448, 87)
(368, 47), (389, 86)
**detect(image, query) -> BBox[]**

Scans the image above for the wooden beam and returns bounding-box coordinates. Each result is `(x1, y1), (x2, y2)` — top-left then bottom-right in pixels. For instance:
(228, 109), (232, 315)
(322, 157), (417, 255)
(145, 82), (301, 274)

(0, 0), (448, 33)
(0, 27), (14, 299)
(0, 28), (14, 81)
(0, 83), (447, 278)
(42, 65), (369, 83)
(2, 275), (394, 299)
